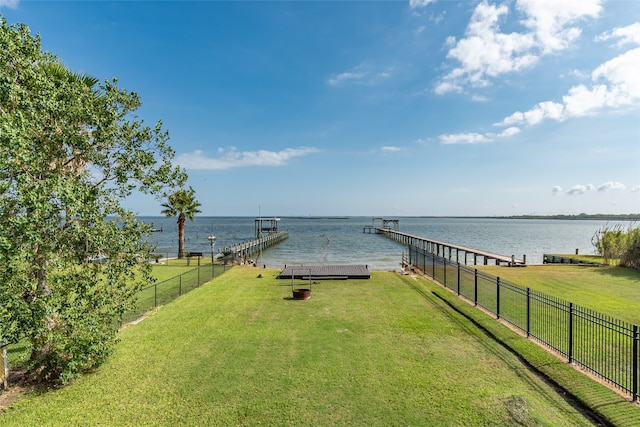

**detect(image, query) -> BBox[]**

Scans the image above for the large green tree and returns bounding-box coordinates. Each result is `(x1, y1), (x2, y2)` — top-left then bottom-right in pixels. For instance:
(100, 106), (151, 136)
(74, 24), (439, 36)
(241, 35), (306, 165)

(161, 187), (202, 259)
(0, 19), (186, 383)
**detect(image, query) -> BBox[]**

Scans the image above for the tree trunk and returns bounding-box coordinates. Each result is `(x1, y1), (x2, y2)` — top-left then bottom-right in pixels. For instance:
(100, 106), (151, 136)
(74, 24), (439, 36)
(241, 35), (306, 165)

(177, 214), (186, 259)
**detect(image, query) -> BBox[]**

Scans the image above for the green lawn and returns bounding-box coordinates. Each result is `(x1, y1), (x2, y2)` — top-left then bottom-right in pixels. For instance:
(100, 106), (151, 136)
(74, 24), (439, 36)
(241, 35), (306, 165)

(4, 267), (631, 426)
(150, 258), (211, 283)
(476, 264), (640, 324)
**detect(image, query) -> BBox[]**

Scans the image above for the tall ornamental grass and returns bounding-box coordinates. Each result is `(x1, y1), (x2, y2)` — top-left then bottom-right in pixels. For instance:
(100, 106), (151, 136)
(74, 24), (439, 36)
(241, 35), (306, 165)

(592, 223), (640, 268)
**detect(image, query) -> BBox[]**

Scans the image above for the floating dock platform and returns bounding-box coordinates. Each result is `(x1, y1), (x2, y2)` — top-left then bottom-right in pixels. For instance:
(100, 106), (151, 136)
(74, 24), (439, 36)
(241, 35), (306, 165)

(279, 265), (370, 280)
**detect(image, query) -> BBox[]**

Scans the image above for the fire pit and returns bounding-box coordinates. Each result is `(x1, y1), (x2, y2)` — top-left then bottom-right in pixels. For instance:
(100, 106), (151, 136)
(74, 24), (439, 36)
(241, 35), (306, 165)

(292, 288), (311, 300)
(291, 268), (312, 300)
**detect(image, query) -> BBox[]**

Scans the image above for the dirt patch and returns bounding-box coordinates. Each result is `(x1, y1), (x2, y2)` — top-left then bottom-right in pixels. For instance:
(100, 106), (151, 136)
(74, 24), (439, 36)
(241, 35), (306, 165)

(0, 370), (30, 412)
(503, 395), (532, 425)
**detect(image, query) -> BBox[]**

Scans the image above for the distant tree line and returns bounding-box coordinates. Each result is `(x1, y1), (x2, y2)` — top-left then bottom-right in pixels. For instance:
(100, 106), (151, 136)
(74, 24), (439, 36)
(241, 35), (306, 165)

(504, 213), (640, 221)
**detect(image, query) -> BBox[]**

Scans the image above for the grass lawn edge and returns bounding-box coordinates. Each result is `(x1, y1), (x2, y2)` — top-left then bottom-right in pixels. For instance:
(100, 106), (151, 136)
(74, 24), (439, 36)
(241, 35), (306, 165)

(407, 272), (640, 427)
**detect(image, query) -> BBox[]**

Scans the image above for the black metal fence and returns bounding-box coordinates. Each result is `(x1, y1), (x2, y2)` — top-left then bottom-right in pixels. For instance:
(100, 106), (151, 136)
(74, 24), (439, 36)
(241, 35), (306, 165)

(121, 263), (231, 325)
(407, 245), (639, 401)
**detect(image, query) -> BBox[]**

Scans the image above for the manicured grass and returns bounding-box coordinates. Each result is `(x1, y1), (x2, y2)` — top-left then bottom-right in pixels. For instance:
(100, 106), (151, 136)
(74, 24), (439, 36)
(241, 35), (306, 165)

(125, 263), (231, 323)
(476, 265), (640, 324)
(5, 263), (228, 371)
(421, 275), (640, 427)
(1, 267), (617, 426)
(150, 258), (212, 283)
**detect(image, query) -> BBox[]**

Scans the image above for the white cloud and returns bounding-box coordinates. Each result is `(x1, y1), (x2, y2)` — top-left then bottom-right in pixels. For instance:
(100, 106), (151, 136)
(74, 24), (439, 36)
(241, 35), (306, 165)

(496, 31), (640, 128)
(439, 132), (490, 145)
(591, 47), (640, 99)
(497, 126), (521, 138)
(567, 184), (588, 195)
(517, 0), (602, 53)
(552, 186), (562, 195)
(471, 94), (489, 102)
(175, 147), (318, 170)
(561, 84), (615, 117)
(328, 72), (366, 87)
(597, 181), (625, 192)
(630, 185), (640, 193)
(328, 64), (393, 87)
(597, 22), (640, 47)
(380, 146), (405, 153)
(561, 182), (628, 195)
(499, 101), (566, 126)
(434, 80), (463, 95)
(430, 11), (446, 25)
(0, 0), (19, 9)
(435, 0), (602, 94)
(409, 0), (436, 10)
(440, 2), (537, 91)
(438, 125), (521, 144)
(444, 35), (456, 48)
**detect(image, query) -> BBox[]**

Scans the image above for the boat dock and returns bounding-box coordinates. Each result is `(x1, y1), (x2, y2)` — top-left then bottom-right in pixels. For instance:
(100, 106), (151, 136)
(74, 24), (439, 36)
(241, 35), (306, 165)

(374, 226), (526, 266)
(224, 230), (289, 263)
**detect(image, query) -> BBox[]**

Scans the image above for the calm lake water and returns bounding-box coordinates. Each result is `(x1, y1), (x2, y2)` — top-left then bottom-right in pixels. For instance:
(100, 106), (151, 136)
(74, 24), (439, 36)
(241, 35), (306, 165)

(141, 216), (633, 271)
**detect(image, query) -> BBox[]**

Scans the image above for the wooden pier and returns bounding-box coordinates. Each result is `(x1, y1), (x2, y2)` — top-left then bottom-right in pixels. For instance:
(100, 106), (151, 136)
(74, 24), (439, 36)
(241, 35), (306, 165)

(376, 228), (526, 266)
(223, 231), (289, 263)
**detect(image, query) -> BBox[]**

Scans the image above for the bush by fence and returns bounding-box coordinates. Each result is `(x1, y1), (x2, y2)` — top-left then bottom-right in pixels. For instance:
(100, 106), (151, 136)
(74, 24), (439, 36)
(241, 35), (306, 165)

(407, 245), (639, 401)
(121, 263), (231, 324)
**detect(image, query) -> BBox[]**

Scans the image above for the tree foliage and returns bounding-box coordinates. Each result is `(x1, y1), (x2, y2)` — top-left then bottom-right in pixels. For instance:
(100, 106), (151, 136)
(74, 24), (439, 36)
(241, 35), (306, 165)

(160, 187), (202, 259)
(0, 19), (186, 383)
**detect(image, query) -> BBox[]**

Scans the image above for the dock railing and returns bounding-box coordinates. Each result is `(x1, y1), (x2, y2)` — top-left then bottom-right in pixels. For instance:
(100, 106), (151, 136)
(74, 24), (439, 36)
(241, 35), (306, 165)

(379, 228), (525, 266)
(405, 245), (639, 401)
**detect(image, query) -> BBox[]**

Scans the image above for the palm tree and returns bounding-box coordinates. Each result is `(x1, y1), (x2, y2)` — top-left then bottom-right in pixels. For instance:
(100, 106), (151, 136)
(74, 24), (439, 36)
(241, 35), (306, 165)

(161, 187), (202, 259)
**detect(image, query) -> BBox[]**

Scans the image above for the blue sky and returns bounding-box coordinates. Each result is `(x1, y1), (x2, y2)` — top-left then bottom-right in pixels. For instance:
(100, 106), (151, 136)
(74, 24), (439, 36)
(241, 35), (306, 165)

(2, 0), (639, 216)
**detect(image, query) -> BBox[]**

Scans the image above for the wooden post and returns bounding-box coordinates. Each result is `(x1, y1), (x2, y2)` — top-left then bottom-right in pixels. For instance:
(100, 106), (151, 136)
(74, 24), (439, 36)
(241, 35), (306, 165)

(1, 344), (7, 390)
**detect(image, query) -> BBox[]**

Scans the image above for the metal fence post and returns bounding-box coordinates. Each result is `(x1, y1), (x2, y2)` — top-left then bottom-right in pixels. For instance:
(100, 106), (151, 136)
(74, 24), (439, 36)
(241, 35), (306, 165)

(179, 274), (182, 296)
(526, 287), (530, 338)
(568, 302), (574, 363)
(432, 251), (435, 278)
(496, 277), (501, 319)
(443, 259), (447, 288)
(154, 283), (157, 307)
(474, 269), (478, 306)
(198, 267), (201, 286)
(633, 324), (638, 401)
(457, 263), (460, 296)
